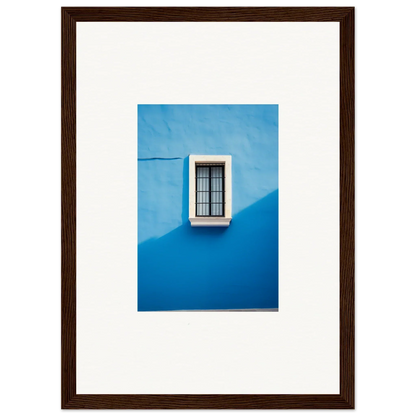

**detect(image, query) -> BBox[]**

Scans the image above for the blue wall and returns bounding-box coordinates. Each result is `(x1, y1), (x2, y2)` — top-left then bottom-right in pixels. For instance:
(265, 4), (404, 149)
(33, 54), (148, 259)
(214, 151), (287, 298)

(138, 105), (278, 311)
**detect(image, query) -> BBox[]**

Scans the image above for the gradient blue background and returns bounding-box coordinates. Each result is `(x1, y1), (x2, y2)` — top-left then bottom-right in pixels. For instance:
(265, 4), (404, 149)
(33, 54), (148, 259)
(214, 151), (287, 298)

(138, 105), (278, 311)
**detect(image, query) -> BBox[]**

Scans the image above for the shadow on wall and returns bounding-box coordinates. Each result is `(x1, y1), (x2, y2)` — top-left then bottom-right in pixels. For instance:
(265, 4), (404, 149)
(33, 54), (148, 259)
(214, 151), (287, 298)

(138, 189), (279, 311)
(181, 156), (189, 224)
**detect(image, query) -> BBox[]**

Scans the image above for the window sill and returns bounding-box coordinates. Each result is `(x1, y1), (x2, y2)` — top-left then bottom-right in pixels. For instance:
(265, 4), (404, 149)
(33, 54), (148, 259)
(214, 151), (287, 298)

(189, 217), (232, 227)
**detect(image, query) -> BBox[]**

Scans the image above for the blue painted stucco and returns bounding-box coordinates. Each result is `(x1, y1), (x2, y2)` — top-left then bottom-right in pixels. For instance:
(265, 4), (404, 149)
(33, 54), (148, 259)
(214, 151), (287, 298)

(138, 105), (278, 311)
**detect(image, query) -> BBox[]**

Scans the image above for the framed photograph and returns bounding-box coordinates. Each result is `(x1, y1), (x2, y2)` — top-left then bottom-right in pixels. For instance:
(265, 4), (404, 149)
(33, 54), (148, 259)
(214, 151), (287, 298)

(62, 7), (354, 409)
(137, 105), (279, 313)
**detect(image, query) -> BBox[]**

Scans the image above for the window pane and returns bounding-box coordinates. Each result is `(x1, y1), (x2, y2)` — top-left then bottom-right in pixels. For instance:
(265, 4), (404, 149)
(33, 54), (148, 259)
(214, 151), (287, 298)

(211, 178), (223, 194)
(211, 166), (223, 216)
(211, 166), (222, 177)
(197, 203), (209, 216)
(196, 166), (209, 216)
(211, 203), (223, 216)
(197, 166), (209, 178)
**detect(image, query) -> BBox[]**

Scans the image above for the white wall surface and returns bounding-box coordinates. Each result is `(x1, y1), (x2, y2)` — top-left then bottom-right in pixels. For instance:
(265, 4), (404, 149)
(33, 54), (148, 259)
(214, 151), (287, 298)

(77, 22), (338, 394)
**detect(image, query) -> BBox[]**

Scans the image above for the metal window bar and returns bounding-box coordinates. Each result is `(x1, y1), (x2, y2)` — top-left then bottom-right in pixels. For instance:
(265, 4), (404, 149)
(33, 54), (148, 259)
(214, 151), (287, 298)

(196, 164), (225, 217)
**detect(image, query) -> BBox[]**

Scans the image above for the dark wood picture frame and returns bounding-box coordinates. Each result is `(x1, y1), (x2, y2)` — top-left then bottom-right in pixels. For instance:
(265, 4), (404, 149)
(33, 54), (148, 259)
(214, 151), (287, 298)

(62, 7), (354, 409)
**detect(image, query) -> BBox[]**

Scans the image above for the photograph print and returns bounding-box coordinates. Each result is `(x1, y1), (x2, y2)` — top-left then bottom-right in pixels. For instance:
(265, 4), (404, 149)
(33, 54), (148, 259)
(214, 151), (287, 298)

(138, 105), (278, 311)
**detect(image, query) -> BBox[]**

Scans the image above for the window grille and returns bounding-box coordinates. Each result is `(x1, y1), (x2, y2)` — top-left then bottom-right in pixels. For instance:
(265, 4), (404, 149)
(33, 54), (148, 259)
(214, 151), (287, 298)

(196, 164), (224, 216)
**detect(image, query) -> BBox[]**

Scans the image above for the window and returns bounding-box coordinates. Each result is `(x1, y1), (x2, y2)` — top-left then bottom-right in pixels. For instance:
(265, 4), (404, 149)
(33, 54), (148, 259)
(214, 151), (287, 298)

(189, 155), (232, 227)
(196, 164), (224, 217)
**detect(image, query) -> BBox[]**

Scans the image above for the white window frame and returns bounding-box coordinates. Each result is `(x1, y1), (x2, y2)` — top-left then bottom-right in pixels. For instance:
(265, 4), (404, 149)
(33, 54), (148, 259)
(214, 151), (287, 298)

(189, 155), (232, 227)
